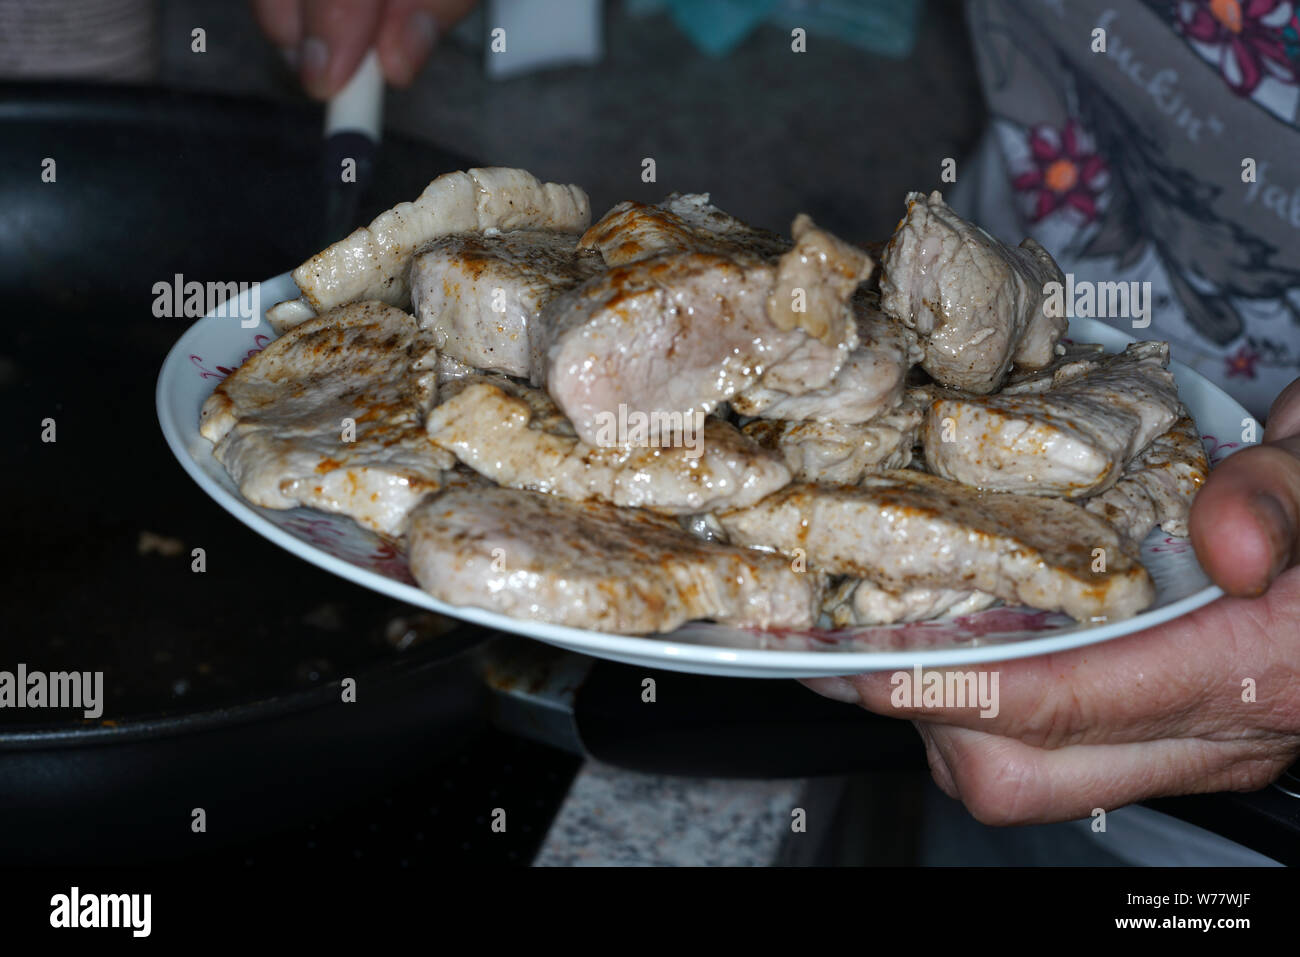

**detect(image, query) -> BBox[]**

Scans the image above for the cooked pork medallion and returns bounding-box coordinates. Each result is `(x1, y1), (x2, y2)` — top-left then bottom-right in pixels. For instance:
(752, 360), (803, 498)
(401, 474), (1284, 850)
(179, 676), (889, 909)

(199, 301), (454, 535)
(266, 167), (591, 331)
(879, 190), (1067, 393)
(427, 380), (791, 514)
(765, 214), (873, 359)
(1084, 414), (1208, 541)
(409, 230), (603, 378)
(742, 392), (924, 484)
(716, 471), (1155, 622)
(544, 208), (871, 446)
(407, 485), (824, 634)
(923, 341), (1181, 497)
(543, 252), (777, 443)
(824, 579), (998, 627)
(732, 292), (921, 423)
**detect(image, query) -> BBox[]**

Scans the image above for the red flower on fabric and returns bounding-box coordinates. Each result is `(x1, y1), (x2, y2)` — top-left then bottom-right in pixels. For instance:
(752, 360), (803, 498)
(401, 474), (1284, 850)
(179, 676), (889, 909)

(1225, 342), (1261, 377)
(1011, 123), (1109, 223)
(1176, 0), (1300, 95)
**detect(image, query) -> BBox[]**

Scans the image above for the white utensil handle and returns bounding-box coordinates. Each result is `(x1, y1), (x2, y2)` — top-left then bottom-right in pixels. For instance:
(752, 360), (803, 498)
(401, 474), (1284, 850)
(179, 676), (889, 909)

(325, 49), (384, 141)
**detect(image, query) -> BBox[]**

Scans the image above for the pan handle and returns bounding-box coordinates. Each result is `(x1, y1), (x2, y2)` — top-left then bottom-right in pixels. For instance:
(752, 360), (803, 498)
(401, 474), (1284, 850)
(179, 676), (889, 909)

(477, 636), (1300, 864)
(476, 636), (925, 777)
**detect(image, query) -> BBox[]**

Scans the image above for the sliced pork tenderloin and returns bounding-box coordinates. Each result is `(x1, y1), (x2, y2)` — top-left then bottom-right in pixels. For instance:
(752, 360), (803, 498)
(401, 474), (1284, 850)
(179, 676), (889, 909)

(715, 471), (1154, 622)
(879, 190), (1066, 393)
(407, 485), (823, 634)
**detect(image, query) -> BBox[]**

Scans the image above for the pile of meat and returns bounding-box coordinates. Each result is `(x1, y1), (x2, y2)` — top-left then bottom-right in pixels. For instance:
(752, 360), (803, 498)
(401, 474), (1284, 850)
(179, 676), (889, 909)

(200, 168), (1208, 636)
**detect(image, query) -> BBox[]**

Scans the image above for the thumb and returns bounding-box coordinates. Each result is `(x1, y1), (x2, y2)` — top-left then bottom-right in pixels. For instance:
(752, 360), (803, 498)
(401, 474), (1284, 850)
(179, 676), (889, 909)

(1190, 377), (1300, 597)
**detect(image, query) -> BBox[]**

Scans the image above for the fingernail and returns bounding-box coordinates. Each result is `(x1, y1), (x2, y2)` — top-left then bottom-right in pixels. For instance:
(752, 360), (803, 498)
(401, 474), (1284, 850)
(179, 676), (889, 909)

(395, 11), (438, 85)
(1250, 492), (1293, 582)
(299, 36), (330, 96)
(914, 722), (959, 799)
(803, 676), (861, 704)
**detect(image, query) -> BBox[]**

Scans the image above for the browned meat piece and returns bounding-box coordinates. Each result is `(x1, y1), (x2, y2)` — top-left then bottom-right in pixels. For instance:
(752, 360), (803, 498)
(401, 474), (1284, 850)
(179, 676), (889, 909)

(427, 380), (791, 514)
(578, 192), (790, 265)
(879, 190), (1066, 393)
(731, 292), (922, 424)
(544, 200), (871, 445)
(823, 579), (998, 627)
(199, 301), (454, 536)
(407, 485), (824, 634)
(268, 167), (591, 330)
(1084, 414), (1208, 541)
(742, 391), (924, 484)
(715, 471), (1154, 622)
(409, 230), (603, 378)
(1000, 341), (1106, 395)
(922, 342), (1181, 498)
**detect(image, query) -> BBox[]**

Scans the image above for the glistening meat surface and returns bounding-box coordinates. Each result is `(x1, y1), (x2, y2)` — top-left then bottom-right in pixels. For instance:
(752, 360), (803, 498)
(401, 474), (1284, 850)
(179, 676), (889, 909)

(544, 206), (871, 445)
(1084, 414), (1208, 541)
(879, 190), (1066, 393)
(427, 380), (791, 514)
(409, 229), (603, 378)
(199, 301), (453, 536)
(716, 470), (1154, 622)
(922, 342), (1181, 497)
(266, 167), (590, 331)
(407, 485), (824, 634)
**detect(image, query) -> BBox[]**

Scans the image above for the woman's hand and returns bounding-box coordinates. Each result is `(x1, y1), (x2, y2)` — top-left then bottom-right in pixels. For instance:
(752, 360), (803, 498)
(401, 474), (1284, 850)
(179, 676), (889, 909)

(802, 377), (1300, 825)
(250, 0), (480, 99)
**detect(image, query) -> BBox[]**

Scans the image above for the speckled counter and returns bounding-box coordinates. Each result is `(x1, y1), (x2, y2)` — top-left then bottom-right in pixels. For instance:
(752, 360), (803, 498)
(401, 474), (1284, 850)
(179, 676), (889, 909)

(532, 760), (810, 866)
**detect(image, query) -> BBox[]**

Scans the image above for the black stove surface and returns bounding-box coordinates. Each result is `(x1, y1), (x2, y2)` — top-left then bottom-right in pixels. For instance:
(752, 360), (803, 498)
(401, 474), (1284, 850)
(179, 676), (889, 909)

(189, 728), (581, 868)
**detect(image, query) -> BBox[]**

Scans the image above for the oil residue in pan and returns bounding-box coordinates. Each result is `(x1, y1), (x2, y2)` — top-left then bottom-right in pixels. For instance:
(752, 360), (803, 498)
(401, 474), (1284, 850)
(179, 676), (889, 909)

(0, 89), (484, 728)
(1, 289), (465, 726)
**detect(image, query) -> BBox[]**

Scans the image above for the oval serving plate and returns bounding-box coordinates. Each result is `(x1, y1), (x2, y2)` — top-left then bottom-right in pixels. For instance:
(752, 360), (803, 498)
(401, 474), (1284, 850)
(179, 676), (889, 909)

(158, 272), (1253, 677)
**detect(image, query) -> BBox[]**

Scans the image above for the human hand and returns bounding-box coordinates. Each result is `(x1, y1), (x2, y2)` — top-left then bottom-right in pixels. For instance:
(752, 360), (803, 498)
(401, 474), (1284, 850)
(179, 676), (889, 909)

(251, 0), (480, 99)
(802, 376), (1300, 825)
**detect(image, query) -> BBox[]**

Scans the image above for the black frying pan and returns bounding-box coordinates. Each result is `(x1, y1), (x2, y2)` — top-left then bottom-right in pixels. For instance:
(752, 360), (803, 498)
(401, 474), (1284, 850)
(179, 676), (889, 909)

(3, 85), (1295, 867)
(0, 84), (497, 863)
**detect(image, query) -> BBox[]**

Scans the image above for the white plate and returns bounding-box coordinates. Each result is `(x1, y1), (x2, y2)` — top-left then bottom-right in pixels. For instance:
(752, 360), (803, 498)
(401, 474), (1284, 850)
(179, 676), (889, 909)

(158, 272), (1254, 677)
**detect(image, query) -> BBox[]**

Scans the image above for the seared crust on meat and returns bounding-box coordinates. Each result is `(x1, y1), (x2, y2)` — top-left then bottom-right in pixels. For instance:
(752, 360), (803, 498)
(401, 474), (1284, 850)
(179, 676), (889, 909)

(923, 342), (1181, 498)
(717, 471), (1154, 622)
(879, 190), (1066, 393)
(407, 486), (824, 634)
(267, 167), (590, 331)
(200, 301), (453, 535)
(427, 380), (791, 514)
(1084, 414), (1208, 542)
(200, 176), (1205, 639)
